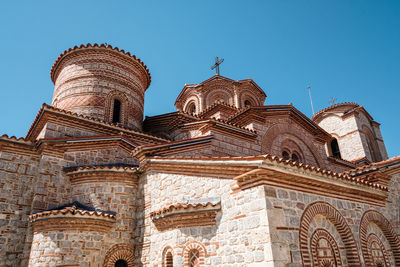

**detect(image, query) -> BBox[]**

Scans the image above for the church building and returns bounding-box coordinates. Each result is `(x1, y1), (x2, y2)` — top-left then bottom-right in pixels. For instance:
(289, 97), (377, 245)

(0, 44), (399, 267)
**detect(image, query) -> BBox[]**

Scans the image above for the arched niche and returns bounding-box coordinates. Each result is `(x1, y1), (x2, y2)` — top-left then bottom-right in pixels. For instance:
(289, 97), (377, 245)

(299, 202), (361, 266)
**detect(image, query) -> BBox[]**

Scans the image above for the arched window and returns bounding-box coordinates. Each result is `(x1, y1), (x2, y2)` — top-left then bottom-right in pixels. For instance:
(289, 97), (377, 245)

(115, 259), (128, 267)
(291, 153), (299, 162)
(244, 100), (252, 107)
(186, 102), (196, 114)
(330, 139), (341, 159)
(112, 99), (122, 123)
(165, 251), (173, 267)
(189, 249), (200, 267)
(282, 151), (290, 160)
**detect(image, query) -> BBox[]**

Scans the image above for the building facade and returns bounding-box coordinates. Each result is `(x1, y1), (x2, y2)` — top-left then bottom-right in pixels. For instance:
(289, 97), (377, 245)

(0, 44), (399, 267)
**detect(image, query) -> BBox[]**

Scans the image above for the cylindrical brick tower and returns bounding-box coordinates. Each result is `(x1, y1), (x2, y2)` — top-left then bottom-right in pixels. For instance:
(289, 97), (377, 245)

(50, 43), (151, 131)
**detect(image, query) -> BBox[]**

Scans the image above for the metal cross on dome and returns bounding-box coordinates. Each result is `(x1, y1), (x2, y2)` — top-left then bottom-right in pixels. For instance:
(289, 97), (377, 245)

(211, 56), (224, 75)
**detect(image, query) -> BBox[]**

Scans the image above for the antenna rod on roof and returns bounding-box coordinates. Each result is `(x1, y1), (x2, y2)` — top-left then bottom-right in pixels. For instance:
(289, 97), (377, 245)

(307, 85), (315, 115)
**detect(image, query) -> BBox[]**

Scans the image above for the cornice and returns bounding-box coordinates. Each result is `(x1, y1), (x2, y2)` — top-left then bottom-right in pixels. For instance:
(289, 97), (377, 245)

(26, 103), (169, 144)
(142, 154), (388, 201)
(64, 164), (140, 186)
(133, 135), (214, 161)
(0, 134), (37, 156)
(150, 202), (221, 231)
(30, 204), (116, 232)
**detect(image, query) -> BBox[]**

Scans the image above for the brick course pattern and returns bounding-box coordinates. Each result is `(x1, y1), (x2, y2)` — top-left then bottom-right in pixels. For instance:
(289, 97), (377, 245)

(51, 44), (151, 131)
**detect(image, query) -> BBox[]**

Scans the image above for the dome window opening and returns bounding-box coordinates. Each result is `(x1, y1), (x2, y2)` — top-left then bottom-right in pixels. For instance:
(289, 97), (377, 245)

(291, 153), (299, 162)
(282, 151), (290, 160)
(330, 139), (341, 159)
(187, 102), (196, 115)
(112, 99), (122, 123)
(244, 100), (252, 107)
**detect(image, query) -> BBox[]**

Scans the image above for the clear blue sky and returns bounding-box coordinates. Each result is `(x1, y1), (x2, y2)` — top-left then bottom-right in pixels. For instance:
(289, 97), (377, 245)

(0, 1), (399, 157)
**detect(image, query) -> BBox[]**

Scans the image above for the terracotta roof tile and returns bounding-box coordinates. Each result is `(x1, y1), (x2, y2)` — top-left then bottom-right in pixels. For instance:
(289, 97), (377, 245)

(146, 154), (388, 190)
(29, 201), (116, 222)
(312, 102), (360, 120)
(63, 163), (139, 173)
(0, 134), (33, 144)
(26, 103), (169, 143)
(150, 202), (220, 218)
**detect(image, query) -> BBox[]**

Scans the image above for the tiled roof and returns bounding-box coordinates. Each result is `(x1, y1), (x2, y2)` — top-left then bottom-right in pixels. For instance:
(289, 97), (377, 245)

(63, 163), (139, 173)
(26, 103), (169, 143)
(344, 155), (400, 176)
(145, 154), (388, 190)
(197, 101), (240, 118)
(312, 102), (360, 120)
(29, 201), (116, 222)
(0, 134), (32, 144)
(50, 43), (151, 88)
(150, 202), (220, 218)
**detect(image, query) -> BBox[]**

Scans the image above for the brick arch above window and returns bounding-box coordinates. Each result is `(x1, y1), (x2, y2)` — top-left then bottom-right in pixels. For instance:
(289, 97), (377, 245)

(299, 201), (361, 267)
(183, 95), (200, 114)
(204, 88), (233, 107)
(239, 91), (259, 108)
(360, 210), (400, 266)
(182, 241), (207, 267)
(103, 243), (134, 267)
(280, 138), (305, 163)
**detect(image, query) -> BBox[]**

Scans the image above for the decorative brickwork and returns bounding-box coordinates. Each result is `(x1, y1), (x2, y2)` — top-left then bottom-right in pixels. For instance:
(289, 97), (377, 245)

(183, 241), (207, 267)
(103, 243), (135, 267)
(366, 233), (390, 267)
(360, 210), (400, 266)
(310, 228), (342, 266)
(150, 202), (220, 231)
(299, 201), (361, 266)
(51, 43), (151, 130)
(261, 122), (323, 168)
(175, 75), (266, 114)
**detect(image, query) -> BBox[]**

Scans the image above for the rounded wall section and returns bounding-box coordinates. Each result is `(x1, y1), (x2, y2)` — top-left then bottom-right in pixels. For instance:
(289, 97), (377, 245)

(51, 44), (151, 130)
(29, 213), (115, 266)
(67, 169), (139, 246)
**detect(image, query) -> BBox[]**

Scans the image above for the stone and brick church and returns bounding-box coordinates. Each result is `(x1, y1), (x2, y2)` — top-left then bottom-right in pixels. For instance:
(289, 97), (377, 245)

(1, 43), (399, 267)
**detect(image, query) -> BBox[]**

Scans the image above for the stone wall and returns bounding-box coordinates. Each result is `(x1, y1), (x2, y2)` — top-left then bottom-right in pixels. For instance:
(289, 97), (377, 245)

(0, 150), (39, 266)
(137, 169), (400, 267)
(140, 172), (273, 267)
